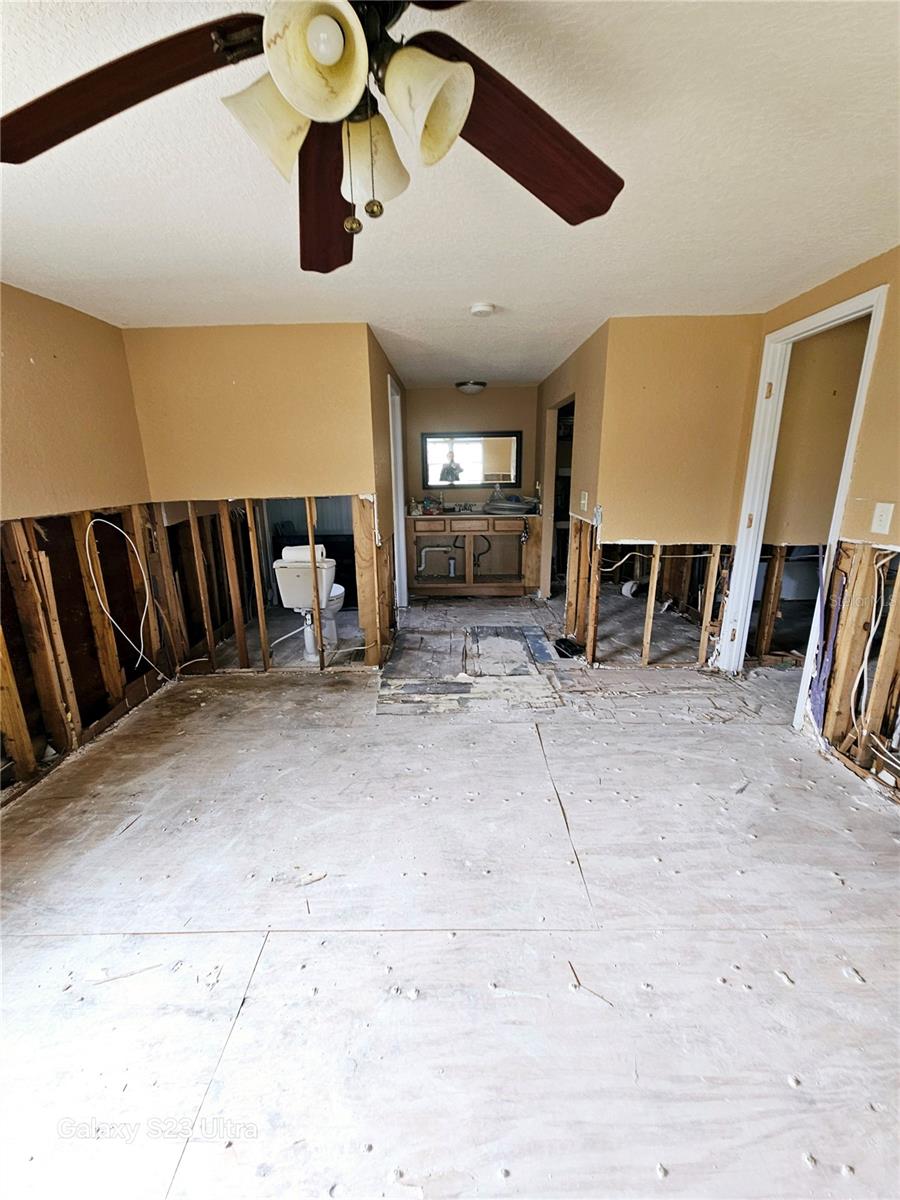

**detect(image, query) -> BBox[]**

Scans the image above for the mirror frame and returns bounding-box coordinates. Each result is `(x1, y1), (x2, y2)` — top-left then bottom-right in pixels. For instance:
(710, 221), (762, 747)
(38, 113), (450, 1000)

(420, 430), (524, 490)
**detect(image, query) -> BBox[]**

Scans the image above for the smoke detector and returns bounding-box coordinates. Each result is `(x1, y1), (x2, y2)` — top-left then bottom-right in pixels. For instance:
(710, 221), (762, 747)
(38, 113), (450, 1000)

(455, 381), (487, 395)
(469, 302), (495, 317)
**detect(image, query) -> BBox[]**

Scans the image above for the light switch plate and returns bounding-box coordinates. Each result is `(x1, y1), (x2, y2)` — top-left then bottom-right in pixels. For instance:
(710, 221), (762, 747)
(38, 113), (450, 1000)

(871, 502), (895, 536)
(579, 491), (588, 512)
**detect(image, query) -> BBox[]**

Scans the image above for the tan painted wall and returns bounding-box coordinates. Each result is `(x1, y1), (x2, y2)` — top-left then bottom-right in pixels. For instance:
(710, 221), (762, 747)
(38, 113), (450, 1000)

(123, 323), (374, 502)
(403, 385), (539, 504)
(763, 246), (899, 544)
(538, 325), (609, 518)
(1, 284), (150, 519)
(596, 316), (762, 543)
(764, 317), (870, 544)
(365, 328), (403, 540)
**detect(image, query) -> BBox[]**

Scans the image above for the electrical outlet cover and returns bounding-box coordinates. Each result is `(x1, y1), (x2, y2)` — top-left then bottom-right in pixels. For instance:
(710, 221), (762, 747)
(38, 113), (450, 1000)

(579, 491), (588, 512)
(871, 502), (894, 535)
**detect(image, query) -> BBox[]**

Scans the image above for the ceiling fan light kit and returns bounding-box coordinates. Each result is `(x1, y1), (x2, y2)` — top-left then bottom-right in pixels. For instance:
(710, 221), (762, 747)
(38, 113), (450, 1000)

(0, 1), (625, 274)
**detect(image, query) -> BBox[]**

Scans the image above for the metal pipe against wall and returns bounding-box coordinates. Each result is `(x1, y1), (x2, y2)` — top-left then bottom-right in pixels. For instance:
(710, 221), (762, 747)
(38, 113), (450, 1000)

(417, 545), (454, 574)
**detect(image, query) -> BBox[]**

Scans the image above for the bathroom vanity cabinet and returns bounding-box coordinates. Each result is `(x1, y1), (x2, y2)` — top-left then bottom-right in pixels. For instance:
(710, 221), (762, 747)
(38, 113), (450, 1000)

(406, 514), (541, 597)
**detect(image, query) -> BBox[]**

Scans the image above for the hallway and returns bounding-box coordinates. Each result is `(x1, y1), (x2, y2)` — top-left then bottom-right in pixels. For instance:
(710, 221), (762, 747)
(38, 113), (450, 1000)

(2, 600), (897, 1198)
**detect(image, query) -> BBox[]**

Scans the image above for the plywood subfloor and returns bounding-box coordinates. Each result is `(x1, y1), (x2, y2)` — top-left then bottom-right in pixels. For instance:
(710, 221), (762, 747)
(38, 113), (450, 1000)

(2, 599), (897, 1198)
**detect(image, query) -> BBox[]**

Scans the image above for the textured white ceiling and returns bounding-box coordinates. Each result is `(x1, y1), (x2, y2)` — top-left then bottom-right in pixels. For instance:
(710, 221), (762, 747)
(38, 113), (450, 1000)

(1, 1), (898, 385)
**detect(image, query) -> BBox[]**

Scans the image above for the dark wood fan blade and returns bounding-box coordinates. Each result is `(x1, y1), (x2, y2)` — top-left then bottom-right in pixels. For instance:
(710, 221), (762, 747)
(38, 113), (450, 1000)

(408, 30), (624, 225)
(298, 123), (354, 274)
(412, 3), (468, 9)
(1, 14), (263, 163)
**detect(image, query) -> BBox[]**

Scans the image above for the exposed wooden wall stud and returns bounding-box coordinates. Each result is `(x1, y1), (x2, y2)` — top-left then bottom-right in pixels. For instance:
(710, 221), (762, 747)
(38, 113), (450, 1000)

(855, 552), (900, 769)
(187, 502), (217, 670)
(2, 521), (78, 751)
(563, 518), (582, 637)
(755, 544), (787, 659)
(823, 544), (877, 746)
(585, 532), (602, 665)
(352, 496), (382, 667)
(641, 544), (662, 666)
(217, 500), (249, 669)
(0, 624), (37, 781)
(245, 500), (271, 670)
(304, 497), (325, 671)
(697, 545), (722, 665)
(574, 520), (592, 644)
(150, 504), (189, 664)
(122, 505), (161, 662)
(69, 511), (125, 704)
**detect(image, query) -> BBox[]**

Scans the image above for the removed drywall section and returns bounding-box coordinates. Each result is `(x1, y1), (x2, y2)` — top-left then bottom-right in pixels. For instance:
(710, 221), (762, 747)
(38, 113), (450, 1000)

(597, 316), (762, 543)
(123, 323), (374, 502)
(764, 317), (870, 544)
(0, 285), (149, 519)
(763, 246), (899, 544)
(403, 385), (539, 506)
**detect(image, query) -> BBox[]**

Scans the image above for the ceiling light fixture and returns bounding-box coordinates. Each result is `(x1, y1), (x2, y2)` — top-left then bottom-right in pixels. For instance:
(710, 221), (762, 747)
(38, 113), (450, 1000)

(455, 380), (487, 395)
(0, 3), (626, 275)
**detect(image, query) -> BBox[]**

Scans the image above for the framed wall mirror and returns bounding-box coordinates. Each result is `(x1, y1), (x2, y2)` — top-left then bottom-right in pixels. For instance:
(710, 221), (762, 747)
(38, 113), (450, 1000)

(421, 431), (523, 489)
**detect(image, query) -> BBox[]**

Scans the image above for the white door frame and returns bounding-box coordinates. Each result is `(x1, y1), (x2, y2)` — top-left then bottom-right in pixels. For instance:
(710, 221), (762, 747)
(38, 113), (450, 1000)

(714, 285), (888, 730)
(387, 374), (408, 609)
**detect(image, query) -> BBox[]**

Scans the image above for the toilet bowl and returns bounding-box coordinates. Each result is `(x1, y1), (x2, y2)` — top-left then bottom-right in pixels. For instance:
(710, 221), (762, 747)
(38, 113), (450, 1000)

(273, 545), (345, 660)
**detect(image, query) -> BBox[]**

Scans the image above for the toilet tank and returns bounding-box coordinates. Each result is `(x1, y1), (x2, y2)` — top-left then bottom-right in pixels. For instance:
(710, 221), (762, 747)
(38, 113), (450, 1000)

(274, 557), (337, 610)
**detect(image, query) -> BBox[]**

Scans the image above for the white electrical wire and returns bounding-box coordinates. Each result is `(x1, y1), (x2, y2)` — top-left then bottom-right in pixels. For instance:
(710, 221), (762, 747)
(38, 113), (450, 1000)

(84, 518), (174, 683)
(270, 623), (308, 649)
(598, 548), (722, 574)
(869, 734), (900, 774)
(330, 642), (377, 658)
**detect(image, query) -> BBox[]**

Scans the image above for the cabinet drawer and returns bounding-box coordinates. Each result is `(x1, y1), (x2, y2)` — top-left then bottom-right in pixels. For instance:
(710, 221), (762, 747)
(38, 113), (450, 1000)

(450, 519), (489, 532)
(414, 518), (445, 532)
(492, 518), (526, 532)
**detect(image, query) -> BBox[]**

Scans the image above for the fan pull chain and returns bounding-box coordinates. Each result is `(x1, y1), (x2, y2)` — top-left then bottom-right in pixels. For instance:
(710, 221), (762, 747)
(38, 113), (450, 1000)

(342, 120), (362, 236)
(364, 90), (383, 219)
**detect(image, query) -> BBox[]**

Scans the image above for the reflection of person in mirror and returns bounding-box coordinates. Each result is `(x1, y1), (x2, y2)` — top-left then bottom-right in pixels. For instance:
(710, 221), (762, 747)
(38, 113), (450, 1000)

(440, 451), (463, 483)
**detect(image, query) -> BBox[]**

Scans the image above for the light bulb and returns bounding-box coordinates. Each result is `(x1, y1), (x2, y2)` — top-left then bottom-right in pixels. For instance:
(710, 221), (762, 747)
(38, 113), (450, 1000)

(306, 14), (344, 66)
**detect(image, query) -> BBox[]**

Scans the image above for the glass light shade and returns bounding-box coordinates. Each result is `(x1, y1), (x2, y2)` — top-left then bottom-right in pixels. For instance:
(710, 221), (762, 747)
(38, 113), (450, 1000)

(263, 0), (367, 123)
(222, 73), (310, 181)
(384, 47), (475, 166)
(340, 116), (410, 205)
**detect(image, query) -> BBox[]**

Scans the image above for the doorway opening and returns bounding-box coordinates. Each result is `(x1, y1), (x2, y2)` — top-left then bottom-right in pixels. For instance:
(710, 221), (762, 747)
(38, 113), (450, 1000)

(743, 315), (870, 669)
(551, 399), (575, 596)
(716, 286), (889, 733)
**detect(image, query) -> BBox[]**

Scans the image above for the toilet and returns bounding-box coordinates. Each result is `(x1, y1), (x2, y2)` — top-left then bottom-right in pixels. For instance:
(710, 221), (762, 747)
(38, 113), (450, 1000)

(273, 544), (345, 660)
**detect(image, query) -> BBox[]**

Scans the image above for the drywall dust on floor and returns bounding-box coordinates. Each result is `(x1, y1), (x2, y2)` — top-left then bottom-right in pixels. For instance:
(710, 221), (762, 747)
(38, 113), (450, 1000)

(593, 583), (703, 664)
(1, 600), (898, 1198)
(215, 607), (366, 670)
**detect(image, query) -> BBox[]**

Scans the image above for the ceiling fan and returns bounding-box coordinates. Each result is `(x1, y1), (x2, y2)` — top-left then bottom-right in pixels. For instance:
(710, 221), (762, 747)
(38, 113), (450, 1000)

(0, 1), (624, 274)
